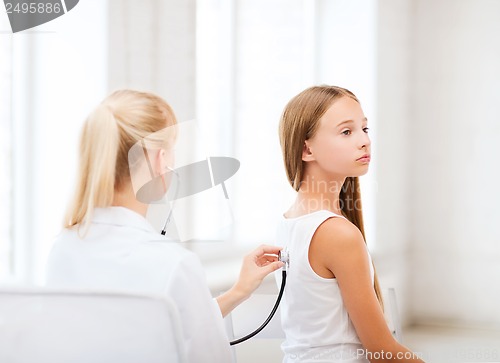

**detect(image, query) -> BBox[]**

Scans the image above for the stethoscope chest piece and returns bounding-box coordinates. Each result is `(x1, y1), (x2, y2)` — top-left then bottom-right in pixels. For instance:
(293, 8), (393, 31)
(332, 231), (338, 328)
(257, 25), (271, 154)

(279, 248), (290, 271)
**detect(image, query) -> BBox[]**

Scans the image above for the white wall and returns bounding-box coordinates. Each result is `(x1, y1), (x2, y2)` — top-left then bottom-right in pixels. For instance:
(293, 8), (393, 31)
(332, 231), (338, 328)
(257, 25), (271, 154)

(108, 0), (196, 122)
(377, 0), (500, 328)
(410, 0), (500, 328)
(375, 0), (415, 325)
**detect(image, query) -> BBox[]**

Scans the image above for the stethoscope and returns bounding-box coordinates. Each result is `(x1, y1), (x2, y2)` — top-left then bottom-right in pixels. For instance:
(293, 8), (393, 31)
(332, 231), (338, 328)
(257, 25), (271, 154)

(229, 248), (289, 345)
(159, 166), (179, 236)
(159, 166), (290, 345)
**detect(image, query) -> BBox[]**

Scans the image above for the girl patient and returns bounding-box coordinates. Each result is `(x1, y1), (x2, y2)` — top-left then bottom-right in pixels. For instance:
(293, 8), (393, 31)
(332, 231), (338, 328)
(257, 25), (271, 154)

(277, 85), (424, 363)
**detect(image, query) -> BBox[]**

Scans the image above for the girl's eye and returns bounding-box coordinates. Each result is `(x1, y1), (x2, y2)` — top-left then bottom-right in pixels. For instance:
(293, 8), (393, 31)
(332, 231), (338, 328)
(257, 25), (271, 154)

(342, 130), (351, 135)
(363, 127), (370, 133)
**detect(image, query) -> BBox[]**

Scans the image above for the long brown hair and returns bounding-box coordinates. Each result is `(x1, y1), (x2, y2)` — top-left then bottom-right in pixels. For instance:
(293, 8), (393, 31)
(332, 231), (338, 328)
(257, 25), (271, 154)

(279, 85), (383, 307)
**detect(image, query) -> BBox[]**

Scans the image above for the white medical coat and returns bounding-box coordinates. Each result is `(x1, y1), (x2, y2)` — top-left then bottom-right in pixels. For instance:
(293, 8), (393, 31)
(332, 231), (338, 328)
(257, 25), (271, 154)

(45, 206), (232, 363)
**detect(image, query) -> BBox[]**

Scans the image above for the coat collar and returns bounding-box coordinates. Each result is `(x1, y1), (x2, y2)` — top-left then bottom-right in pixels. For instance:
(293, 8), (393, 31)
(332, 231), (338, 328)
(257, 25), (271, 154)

(92, 207), (157, 234)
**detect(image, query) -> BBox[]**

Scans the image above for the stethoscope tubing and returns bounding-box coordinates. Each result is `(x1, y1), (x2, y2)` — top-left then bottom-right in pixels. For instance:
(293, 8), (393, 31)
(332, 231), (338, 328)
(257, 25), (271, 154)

(229, 269), (287, 345)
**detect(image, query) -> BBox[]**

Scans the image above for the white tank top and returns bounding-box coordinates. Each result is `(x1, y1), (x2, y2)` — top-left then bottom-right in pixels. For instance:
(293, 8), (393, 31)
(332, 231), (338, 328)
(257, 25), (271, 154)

(275, 210), (373, 363)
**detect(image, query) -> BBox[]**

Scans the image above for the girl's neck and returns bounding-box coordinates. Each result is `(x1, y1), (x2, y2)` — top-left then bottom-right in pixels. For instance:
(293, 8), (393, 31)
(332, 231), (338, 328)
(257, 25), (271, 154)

(286, 174), (345, 218)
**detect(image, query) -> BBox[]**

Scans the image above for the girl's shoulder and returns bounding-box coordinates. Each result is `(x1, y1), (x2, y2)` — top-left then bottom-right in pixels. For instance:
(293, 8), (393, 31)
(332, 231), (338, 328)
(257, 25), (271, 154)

(308, 215), (367, 279)
(314, 215), (366, 253)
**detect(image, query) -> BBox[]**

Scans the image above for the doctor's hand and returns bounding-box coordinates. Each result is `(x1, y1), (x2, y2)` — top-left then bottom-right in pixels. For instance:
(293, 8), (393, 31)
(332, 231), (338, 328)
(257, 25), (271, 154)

(216, 245), (284, 318)
(235, 244), (284, 297)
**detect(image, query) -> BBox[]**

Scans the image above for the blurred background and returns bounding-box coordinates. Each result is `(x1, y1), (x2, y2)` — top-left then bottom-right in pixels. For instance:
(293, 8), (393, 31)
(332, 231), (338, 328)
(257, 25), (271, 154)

(1, 0), (499, 362)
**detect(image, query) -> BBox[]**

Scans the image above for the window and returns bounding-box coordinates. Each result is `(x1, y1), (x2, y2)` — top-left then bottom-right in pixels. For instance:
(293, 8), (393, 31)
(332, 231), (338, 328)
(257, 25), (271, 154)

(1, 0), (108, 284)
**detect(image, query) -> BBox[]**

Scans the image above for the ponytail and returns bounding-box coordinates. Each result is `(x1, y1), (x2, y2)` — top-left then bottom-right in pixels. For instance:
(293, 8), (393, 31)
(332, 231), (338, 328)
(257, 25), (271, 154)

(65, 105), (119, 229)
(64, 90), (177, 232)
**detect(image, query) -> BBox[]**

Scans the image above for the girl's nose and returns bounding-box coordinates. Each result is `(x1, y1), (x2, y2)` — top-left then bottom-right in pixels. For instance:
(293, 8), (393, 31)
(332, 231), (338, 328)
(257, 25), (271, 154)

(359, 132), (371, 149)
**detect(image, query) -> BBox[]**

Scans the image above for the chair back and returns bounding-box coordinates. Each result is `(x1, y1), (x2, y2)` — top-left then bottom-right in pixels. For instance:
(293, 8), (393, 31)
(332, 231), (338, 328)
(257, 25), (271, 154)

(0, 288), (187, 363)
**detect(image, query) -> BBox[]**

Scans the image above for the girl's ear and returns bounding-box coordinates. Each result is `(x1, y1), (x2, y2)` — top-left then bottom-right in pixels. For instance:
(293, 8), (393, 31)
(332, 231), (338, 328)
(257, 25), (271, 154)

(302, 141), (314, 162)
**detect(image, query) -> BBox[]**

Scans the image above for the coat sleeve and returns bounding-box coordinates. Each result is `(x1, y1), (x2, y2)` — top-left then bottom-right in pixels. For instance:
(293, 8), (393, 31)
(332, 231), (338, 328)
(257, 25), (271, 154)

(164, 252), (233, 363)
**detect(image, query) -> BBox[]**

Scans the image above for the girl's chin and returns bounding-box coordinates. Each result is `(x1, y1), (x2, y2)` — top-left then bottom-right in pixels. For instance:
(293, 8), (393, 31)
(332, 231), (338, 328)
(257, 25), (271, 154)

(351, 167), (370, 177)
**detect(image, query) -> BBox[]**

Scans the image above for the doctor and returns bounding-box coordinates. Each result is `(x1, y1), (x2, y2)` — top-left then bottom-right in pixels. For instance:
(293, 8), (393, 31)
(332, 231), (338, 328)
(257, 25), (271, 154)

(45, 89), (284, 363)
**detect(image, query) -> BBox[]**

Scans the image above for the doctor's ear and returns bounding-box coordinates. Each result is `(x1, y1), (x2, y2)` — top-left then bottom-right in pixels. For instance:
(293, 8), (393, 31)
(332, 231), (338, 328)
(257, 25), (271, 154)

(302, 141), (314, 162)
(154, 149), (167, 175)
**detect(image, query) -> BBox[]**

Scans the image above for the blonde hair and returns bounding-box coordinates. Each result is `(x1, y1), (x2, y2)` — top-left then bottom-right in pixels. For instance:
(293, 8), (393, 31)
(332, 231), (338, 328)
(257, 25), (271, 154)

(65, 89), (177, 229)
(279, 85), (383, 307)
